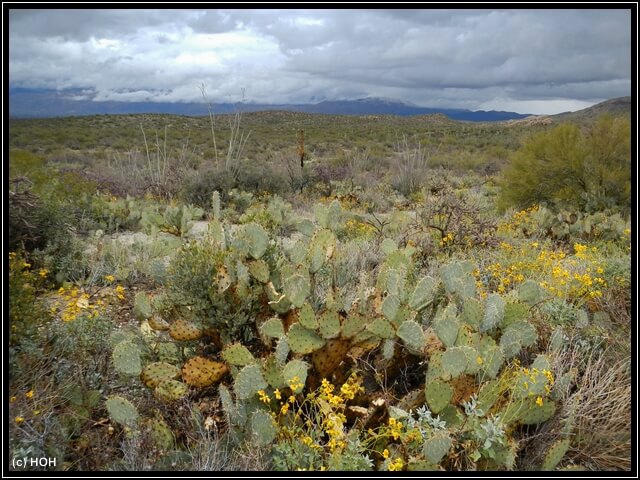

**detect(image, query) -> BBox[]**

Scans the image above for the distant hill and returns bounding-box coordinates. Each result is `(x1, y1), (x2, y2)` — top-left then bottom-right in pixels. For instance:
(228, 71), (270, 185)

(8, 88), (530, 122)
(551, 96), (631, 124)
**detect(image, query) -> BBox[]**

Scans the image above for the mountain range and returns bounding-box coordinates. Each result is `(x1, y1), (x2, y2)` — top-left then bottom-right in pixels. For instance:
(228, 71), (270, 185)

(8, 88), (630, 123)
(9, 88), (531, 121)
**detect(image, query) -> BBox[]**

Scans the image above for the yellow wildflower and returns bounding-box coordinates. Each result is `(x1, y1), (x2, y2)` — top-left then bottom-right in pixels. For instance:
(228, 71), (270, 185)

(382, 449), (390, 459)
(25, 390), (34, 399)
(274, 388), (281, 400)
(536, 396), (544, 407)
(15, 416), (25, 425)
(104, 275), (115, 282)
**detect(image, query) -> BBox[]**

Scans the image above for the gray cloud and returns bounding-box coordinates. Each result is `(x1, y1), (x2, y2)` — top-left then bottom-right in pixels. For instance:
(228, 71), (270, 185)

(8, 8), (632, 114)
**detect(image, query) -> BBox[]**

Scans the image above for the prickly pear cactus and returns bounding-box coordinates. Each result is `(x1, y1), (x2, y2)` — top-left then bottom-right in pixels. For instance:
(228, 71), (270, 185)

(541, 438), (570, 471)
(425, 379), (453, 414)
(140, 362), (181, 388)
(169, 319), (203, 342)
(222, 343), (255, 366)
(234, 364), (268, 400)
(155, 379), (189, 402)
(145, 417), (175, 450)
(148, 313), (170, 331)
(287, 323), (326, 354)
(181, 356), (229, 388)
(105, 395), (139, 427)
(250, 409), (277, 445)
(311, 338), (350, 380)
(112, 341), (142, 376)
(396, 320), (426, 354)
(423, 431), (452, 464)
(308, 228), (336, 273)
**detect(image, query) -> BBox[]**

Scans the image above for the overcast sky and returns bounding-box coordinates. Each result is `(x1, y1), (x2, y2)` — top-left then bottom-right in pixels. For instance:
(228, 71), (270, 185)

(8, 8), (632, 114)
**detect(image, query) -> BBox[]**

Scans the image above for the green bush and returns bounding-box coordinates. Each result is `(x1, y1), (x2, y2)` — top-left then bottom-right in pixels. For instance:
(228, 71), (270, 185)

(498, 115), (630, 213)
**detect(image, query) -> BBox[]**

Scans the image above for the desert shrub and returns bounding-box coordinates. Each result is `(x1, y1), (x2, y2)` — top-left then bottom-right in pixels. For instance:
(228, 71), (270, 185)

(392, 136), (429, 196)
(180, 168), (236, 208)
(498, 115), (631, 213)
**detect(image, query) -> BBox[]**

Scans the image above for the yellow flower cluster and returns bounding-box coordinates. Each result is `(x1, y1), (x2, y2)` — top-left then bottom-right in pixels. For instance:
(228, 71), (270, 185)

(387, 457), (404, 471)
(343, 219), (376, 239)
(439, 232), (455, 248)
(387, 417), (404, 441)
(49, 282), (126, 322)
(498, 205), (540, 234)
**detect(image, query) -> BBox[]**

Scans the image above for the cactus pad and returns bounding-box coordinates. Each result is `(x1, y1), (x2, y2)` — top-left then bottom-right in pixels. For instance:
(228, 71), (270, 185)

(311, 338), (350, 379)
(481, 293), (505, 332)
(287, 323), (326, 354)
(112, 341), (142, 376)
(155, 379), (189, 402)
(234, 364), (268, 400)
(248, 259), (270, 284)
(298, 303), (318, 330)
(145, 417), (174, 450)
(133, 292), (153, 321)
(432, 304), (460, 348)
(381, 294), (401, 323)
(282, 359), (309, 394)
(341, 312), (366, 338)
(396, 320), (426, 354)
(462, 297), (483, 330)
(181, 356), (229, 388)
(260, 316), (285, 339)
(541, 438), (570, 471)
(308, 228), (336, 273)
(243, 223), (269, 260)
(105, 396), (139, 427)
(251, 409), (277, 445)
(366, 318), (395, 339)
(409, 275), (437, 311)
(442, 347), (469, 379)
(283, 274), (311, 308)
(169, 319), (203, 341)
(148, 313), (170, 331)
(423, 431), (452, 464)
(425, 379), (453, 414)
(141, 362), (181, 388)
(318, 310), (341, 339)
(221, 343), (255, 366)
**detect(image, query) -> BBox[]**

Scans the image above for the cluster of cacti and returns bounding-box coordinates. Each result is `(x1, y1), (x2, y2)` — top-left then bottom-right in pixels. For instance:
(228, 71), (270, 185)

(527, 206), (630, 242)
(108, 201), (576, 471)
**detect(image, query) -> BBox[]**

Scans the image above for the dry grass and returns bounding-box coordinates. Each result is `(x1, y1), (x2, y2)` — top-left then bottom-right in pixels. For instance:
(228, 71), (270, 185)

(522, 342), (631, 471)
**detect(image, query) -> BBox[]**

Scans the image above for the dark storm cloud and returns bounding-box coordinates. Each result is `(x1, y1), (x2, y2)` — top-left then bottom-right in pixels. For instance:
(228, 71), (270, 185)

(7, 8), (631, 114)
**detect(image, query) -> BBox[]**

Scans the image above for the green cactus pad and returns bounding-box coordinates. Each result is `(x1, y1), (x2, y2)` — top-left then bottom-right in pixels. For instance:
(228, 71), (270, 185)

(262, 355), (286, 389)
(234, 364), (268, 400)
(425, 351), (446, 383)
(423, 432), (452, 464)
(283, 274), (310, 309)
(287, 323), (326, 354)
(148, 313), (170, 331)
(140, 362), (181, 388)
(407, 460), (441, 471)
(382, 339), (396, 360)
(133, 292), (153, 321)
(518, 279), (545, 306)
(397, 320), (426, 354)
(112, 341), (142, 376)
(366, 318), (395, 339)
(266, 282), (292, 314)
(425, 379), (454, 414)
(282, 360), (308, 394)
(181, 356), (228, 388)
(308, 228), (336, 273)
(146, 417), (174, 450)
(481, 293), (505, 333)
(500, 321), (538, 358)
(385, 268), (407, 301)
(462, 297), (483, 330)
(441, 262), (476, 299)
(409, 276), (437, 311)
(221, 344), (256, 366)
(476, 379), (502, 415)
(541, 438), (570, 471)
(298, 303), (318, 330)
(341, 312), (366, 338)
(478, 342), (504, 379)
(502, 302), (530, 328)
(105, 396), (139, 427)
(248, 259), (270, 284)
(155, 342), (179, 363)
(243, 223), (269, 260)
(274, 336), (290, 365)
(260, 316), (285, 339)
(251, 409), (277, 445)
(441, 347), (469, 379)
(155, 379), (189, 402)
(432, 304), (460, 348)
(318, 310), (341, 339)
(169, 319), (203, 342)
(381, 294), (401, 323)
